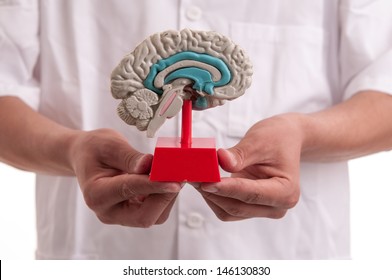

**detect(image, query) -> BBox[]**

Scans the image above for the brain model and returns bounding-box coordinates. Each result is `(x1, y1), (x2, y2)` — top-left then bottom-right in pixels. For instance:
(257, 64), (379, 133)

(111, 28), (253, 137)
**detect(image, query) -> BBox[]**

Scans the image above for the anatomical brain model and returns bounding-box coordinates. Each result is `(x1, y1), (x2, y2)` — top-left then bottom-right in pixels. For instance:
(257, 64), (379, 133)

(110, 28), (253, 137)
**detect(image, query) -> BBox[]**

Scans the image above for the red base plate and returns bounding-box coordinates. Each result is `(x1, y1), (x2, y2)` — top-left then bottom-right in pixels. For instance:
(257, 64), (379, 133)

(150, 137), (220, 182)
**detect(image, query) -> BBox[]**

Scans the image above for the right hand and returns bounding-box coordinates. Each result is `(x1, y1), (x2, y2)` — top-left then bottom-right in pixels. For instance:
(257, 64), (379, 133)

(68, 128), (181, 227)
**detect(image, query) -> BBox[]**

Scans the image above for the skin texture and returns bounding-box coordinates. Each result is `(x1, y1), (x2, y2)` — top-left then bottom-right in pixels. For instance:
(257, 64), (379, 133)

(0, 90), (392, 225)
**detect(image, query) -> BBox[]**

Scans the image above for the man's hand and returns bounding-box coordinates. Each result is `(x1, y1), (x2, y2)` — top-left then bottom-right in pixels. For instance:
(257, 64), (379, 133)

(198, 114), (303, 221)
(0, 97), (181, 228)
(69, 129), (182, 227)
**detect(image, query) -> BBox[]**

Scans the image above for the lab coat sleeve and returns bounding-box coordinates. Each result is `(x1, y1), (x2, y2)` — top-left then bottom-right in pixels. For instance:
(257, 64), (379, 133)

(0, 0), (40, 110)
(340, 0), (392, 100)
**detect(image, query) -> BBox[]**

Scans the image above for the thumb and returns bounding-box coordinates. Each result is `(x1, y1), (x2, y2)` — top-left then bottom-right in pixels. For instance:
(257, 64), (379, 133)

(217, 136), (260, 173)
(217, 146), (247, 173)
(108, 141), (153, 174)
(129, 153), (153, 174)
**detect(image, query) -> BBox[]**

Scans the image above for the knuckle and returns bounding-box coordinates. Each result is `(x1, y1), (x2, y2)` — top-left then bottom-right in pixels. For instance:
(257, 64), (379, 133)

(243, 192), (263, 204)
(215, 209), (232, 222)
(276, 178), (300, 209)
(123, 152), (140, 172)
(83, 194), (95, 209)
(225, 206), (245, 218)
(282, 186), (300, 209)
(118, 182), (137, 200)
(83, 188), (101, 210)
(96, 213), (114, 225)
(284, 194), (299, 209)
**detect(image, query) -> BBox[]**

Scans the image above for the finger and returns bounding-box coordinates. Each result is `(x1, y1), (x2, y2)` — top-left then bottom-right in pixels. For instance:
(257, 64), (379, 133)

(200, 177), (299, 209)
(84, 173), (181, 210)
(103, 139), (153, 174)
(217, 140), (261, 173)
(105, 193), (177, 227)
(217, 148), (240, 172)
(200, 191), (287, 220)
(153, 194), (178, 224)
(201, 195), (246, 221)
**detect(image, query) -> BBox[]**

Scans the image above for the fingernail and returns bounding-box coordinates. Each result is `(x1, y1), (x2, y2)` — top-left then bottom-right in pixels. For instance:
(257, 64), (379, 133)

(201, 185), (218, 193)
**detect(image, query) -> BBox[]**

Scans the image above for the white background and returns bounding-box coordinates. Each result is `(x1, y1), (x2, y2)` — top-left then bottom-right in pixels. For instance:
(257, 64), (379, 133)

(0, 151), (391, 260)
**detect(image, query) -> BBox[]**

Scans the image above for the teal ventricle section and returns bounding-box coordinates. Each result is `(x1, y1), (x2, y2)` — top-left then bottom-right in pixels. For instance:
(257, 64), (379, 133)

(164, 67), (215, 94)
(143, 51), (232, 96)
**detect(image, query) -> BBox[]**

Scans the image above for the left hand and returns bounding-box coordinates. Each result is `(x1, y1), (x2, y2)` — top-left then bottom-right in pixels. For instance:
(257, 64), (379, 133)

(197, 114), (303, 221)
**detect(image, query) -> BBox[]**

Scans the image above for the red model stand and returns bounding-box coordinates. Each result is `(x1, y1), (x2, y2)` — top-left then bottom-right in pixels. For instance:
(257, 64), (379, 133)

(150, 99), (220, 182)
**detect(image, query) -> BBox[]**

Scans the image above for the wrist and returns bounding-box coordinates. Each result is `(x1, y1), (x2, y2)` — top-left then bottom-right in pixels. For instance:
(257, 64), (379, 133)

(274, 112), (317, 160)
(58, 129), (83, 176)
(39, 126), (82, 176)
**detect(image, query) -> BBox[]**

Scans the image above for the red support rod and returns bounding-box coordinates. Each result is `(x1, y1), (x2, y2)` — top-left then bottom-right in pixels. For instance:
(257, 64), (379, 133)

(181, 99), (192, 147)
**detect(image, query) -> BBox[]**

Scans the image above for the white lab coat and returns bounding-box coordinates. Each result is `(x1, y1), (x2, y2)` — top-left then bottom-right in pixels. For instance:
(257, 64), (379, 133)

(1, 0), (392, 259)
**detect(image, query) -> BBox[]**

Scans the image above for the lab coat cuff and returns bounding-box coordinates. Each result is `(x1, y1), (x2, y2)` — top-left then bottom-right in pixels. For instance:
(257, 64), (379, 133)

(0, 84), (40, 110)
(343, 50), (392, 100)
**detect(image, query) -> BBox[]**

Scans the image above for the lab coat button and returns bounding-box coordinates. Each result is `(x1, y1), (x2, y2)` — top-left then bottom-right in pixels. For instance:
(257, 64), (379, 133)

(186, 212), (204, 228)
(186, 6), (203, 21)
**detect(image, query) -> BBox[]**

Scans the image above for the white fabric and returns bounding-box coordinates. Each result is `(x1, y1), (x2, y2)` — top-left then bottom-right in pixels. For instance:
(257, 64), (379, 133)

(1, 0), (392, 259)
(0, 0), (40, 109)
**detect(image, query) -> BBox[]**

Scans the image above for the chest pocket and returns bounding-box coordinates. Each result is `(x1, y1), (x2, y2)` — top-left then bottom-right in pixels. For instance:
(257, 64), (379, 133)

(227, 22), (329, 138)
